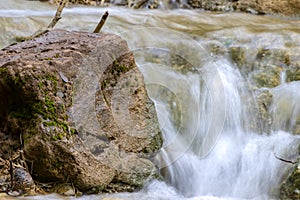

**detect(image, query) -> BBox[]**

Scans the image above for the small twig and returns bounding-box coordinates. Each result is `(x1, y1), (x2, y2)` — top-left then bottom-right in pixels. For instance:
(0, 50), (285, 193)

(0, 157), (6, 166)
(12, 163), (24, 169)
(66, 172), (70, 183)
(47, 0), (68, 29)
(274, 152), (297, 164)
(19, 150), (29, 169)
(93, 11), (109, 33)
(19, 132), (29, 170)
(9, 159), (13, 192)
(30, 160), (34, 175)
(18, 0), (67, 42)
(11, 152), (20, 161)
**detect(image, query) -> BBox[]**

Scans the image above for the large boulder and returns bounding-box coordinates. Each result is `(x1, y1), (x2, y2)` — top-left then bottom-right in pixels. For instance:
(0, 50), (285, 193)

(0, 29), (162, 194)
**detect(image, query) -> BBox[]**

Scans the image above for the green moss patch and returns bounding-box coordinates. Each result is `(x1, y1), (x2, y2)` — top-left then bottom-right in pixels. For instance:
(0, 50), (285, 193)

(0, 66), (73, 143)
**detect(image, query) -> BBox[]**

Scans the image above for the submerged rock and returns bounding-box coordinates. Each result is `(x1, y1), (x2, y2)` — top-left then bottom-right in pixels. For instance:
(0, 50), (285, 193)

(0, 30), (162, 194)
(251, 65), (282, 88)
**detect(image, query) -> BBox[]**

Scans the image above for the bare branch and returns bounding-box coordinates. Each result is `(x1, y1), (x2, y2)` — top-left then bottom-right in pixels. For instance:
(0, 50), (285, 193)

(47, 0), (68, 29)
(93, 11), (109, 33)
(17, 0), (68, 42)
(9, 159), (13, 192)
(274, 152), (297, 164)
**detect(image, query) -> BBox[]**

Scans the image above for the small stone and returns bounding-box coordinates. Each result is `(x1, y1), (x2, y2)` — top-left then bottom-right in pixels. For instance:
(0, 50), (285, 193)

(55, 184), (76, 196)
(7, 191), (21, 196)
(13, 167), (35, 193)
(63, 188), (76, 196)
(56, 91), (64, 98)
(59, 71), (69, 83)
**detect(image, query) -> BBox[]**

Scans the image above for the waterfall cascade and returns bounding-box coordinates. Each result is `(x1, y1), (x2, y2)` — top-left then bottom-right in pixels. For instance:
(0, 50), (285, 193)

(143, 60), (300, 199)
(127, 28), (300, 199)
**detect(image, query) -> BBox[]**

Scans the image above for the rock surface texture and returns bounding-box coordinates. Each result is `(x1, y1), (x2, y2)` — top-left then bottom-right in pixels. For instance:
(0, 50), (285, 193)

(187, 0), (300, 16)
(0, 29), (162, 194)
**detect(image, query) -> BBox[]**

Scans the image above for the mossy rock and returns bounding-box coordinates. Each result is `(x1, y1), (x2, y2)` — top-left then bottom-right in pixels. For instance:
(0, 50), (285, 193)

(255, 48), (291, 68)
(252, 65), (282, 88)
(230, 46), (245, 67)
(280, 163), (300, 199)
(286, 67), (300, 82)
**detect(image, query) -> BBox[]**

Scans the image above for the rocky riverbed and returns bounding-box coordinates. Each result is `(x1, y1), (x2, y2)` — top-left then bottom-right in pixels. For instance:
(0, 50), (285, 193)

(47, 0), (300, 16)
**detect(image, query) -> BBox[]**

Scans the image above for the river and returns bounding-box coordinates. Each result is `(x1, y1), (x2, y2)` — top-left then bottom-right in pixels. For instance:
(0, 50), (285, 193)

(1, 0), (300, 199)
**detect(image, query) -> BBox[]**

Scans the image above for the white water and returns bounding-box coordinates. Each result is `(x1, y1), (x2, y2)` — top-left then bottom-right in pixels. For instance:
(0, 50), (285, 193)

(122, 26), (300, 199)
(138, 57), (300, 199)
(1, 1), (300, 199)
(271, 81), (300, 134)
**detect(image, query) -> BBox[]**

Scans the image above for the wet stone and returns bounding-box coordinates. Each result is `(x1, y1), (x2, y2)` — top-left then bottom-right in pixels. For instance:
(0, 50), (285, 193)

(12, 167), (35, 193)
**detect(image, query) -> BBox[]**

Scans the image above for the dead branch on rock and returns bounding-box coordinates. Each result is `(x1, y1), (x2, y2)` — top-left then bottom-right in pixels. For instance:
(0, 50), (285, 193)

(32, 0), (68, 38)
(47, 0), (68, 29)
(16, 0), (67, 41)
(274, 152), (297, 164)
(93, 11), (109, 33)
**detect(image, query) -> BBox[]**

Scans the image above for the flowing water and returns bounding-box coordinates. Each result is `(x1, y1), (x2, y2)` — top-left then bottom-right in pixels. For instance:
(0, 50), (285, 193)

(1, 1), (300, 199)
